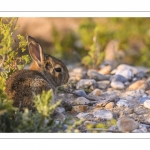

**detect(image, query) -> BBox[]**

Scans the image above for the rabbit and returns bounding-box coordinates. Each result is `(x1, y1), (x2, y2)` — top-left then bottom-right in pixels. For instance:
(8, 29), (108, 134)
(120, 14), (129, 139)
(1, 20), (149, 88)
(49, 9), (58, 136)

(5, 35), (69, 110)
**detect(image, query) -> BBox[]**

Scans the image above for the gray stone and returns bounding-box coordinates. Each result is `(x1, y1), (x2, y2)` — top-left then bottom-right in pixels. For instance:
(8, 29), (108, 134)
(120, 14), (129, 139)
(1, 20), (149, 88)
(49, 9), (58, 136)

(83, 121), (97, 126)
(139, 97), (150, 104)
(76, 112), (90, 119)
(76, 79), (96, 89)
(87, 70), (109, 81)
(115, 69), (134, 80)
(116, 99), (129, 107)
(110, 81), (125, 90)
(115, 64), (138, 75)
(110, 75), (128, 83)
(73, 90), (88, 98)
(97, 80), (110, 89)
(93, 110), (113, 120)
(73, 97), (90, 105)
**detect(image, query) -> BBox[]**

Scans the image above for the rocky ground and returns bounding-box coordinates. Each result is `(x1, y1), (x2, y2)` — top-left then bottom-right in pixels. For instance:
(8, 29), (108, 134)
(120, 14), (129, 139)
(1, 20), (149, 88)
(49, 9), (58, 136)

(54, 63), (150, 133)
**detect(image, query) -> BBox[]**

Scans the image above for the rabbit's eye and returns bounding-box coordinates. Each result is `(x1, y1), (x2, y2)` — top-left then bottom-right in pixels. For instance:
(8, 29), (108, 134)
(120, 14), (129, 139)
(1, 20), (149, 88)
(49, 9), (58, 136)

(45, 63), (50, 70)
(54, 67), (62, 72)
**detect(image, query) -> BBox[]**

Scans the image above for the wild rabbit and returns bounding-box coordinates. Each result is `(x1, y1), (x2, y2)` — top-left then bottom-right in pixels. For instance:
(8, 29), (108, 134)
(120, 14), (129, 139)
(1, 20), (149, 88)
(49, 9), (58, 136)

(5, 36), (69, 110)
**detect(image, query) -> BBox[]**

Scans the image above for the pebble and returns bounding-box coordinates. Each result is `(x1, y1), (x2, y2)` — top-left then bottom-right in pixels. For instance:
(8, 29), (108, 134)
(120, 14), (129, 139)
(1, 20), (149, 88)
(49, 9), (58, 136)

(71, 105), (89, 113)
(87, 70), (109, 81)
(117, 117), (139, 132)
(115, 64), (138, 75)
(83, 121), (97, 126)
(98, 65), (112, 75)
(76, 79), (96, 89)
(73, 90), (88, 98)
(105, 102), (115, 109)
(115, 69), (134, 80)
(127, 79), (146, 90)
(139, 97), (150, 104)
(96, 80), (110, 89)
(135, 71), (147, 79)
(110, 81), (125, 90)
(110, 75), (128, 83)
(91, 89), (102, 96)
(132, 127), (147, 133)
(76, 112), (90, 119)
(116, 99), (129, 107)
(144, 100), (150, 109)
(73, 97), (90, 105)
(93, 110), (113, 120)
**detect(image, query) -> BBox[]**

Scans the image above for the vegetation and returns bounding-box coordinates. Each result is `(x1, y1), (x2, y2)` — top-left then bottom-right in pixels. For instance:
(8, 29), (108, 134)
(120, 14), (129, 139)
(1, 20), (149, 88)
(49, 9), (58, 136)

(52, 18), (150, 68)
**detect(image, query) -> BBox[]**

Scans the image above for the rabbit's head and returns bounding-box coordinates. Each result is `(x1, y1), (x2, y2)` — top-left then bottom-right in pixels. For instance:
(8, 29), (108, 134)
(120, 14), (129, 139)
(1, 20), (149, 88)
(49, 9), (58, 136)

(27, 36), (69, 87)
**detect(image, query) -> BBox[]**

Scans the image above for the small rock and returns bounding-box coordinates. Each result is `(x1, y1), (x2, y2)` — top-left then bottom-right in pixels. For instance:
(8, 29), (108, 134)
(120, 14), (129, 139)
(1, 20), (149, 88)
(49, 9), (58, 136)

(93, 110), (113, 120)
(76, 79), (96, 89)
(110, 75), (128, 83)
(139, 97), (150, 104)
(115, 69), (134, 80)
(136, 71), (147, 79)
(71, 105), (89, 113)
(87, 70), (109, 81)
(144, 100), (150, 109)
(127, 79), (146, 90)
(132, 127), (147, 133)
(105, 102), (114, 109)
(97, 80), (110, 89)
(117, 117), (139, 132)
(91, 89), (102, 96)
(73, 90), (88, 98)
(110, 81), (125, 90)
(76, 112), (90, 119)
(108, 125), (118, 131)
(84, 121), (97, 126)
(73, 97), (90, 105)
(132, 129), (143, 133)
(57, 107), (65, 113)
(115, 64), (138, 75)
(98, 65), (112, 75)
(124, 82), (130, 86)
(116, 99), (129, 107)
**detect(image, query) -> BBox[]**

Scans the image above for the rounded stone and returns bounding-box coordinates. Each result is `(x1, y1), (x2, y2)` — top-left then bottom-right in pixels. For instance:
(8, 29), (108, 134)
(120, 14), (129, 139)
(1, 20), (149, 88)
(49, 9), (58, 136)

(83, 121), (97, 126)
(76, 79), (96, 89)
(97, 80), (110, 89)
(87, 70), (109, 81)
(98, 65), (112, 75)
(73, 97), (90, 105)
(110, 75), (128, 83)
(115, 69), (134, 80)
(93, 110), (113, 120)
(116, 99), (129, 107)
(105, 102), (115, 109)
(110, 81), (125, 90)
(76, 112), (90, 119)
(92, 89), (102, 96)
(144, 100), (150, 109)
(139, 97), (150, 104)
(117, 117), (139, 132)
(73, 90), (87, 98)
(127, 79), (146, 90)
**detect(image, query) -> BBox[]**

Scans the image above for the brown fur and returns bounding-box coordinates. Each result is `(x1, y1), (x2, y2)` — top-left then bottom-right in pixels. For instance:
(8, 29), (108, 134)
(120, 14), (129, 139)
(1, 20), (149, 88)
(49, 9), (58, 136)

(5, 36), (69, 110)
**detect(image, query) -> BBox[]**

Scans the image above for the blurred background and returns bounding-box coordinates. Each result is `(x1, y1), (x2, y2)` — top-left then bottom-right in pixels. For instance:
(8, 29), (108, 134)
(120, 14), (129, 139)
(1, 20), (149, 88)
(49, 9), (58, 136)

(2, 17), (150, 69)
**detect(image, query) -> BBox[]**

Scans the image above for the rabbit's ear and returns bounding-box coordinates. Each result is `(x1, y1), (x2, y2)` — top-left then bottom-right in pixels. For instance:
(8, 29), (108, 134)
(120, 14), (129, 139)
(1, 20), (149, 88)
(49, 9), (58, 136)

(28, 41), (44, 67)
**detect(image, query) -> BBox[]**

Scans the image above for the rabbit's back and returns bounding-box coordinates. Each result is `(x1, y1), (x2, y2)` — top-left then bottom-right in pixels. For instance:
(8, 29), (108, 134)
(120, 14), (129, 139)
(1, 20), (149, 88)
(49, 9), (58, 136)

(5, 70), (51, 109)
